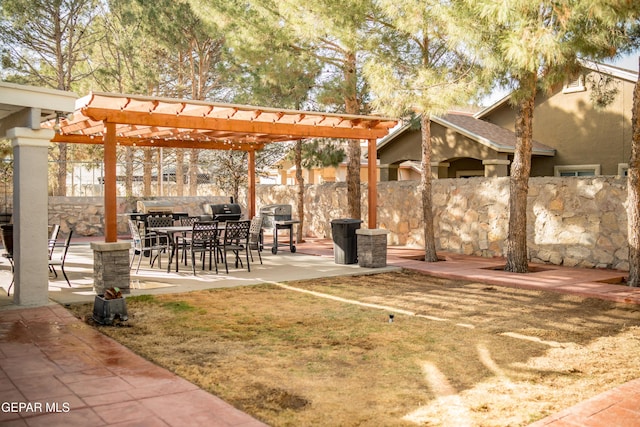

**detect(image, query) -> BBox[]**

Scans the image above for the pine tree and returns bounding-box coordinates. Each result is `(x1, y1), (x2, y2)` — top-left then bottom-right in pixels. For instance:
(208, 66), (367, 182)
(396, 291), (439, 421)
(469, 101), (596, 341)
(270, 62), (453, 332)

(364, 0), (484, 262)
(0, 0), (101, 196)
(190, 0), (378, 219)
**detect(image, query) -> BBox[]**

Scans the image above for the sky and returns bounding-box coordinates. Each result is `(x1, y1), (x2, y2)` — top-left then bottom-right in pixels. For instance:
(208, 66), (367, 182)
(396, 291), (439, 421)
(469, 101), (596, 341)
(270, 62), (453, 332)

(610, 51), (639, 71)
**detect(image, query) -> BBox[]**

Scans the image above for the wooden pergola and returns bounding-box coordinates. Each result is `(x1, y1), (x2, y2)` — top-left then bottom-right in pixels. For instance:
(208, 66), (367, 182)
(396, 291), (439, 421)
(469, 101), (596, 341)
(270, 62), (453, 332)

(45, 92), (397, 242)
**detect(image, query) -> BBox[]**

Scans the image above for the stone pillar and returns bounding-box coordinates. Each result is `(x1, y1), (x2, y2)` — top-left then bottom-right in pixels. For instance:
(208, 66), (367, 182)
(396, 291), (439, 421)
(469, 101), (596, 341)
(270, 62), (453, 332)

(379, 164), (399, 181)
(483, 159), (510, 177)
(356, 228), (390, 268)
(91, 241), (131, 295)
(9, 127), (53, 306)
(431, 161), (450, 179)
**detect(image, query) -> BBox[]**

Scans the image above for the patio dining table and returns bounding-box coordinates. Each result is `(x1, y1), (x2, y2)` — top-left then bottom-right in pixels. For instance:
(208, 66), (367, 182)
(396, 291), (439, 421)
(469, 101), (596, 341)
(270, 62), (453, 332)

(147, 225), (193, 273)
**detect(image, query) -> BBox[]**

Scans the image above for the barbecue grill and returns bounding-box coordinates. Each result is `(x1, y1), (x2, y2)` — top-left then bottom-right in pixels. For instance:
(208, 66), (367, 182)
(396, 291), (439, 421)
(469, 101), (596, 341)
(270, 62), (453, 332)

(259, 204), (298, 254)
(206, 203), (242, 222)
(260, 204), (292, 228)
(130, 200), (188, 227)
(136, 200), (176, 214)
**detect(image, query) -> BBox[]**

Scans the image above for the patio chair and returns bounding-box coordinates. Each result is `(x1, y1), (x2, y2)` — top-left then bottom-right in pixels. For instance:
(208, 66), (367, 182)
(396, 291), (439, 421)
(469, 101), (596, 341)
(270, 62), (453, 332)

(48, 224), (60, 274)
(221, 220), (251, 274)
(49, 230), (73, 287)
(1, 224), (14, 296)
(128, 219), (167, 273)
(248, 216), (263, 265)
(187, 221), (221, 275)
(179, 216), (199, 264)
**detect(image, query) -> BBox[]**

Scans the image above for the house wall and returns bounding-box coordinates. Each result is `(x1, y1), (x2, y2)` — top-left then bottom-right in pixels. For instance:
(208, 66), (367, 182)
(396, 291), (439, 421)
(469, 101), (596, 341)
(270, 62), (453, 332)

(483, 70), (634, 176)
(49, 177), (629, 271)
(378, 122), (508, 178)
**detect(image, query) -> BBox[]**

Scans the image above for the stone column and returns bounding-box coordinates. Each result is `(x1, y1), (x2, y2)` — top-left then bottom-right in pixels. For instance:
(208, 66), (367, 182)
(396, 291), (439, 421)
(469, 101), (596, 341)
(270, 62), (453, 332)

(483, 159), (510, 177)
(379, 164), (399, 181)
(9, 127), (53, 306)
(356, 228), (390, 268)
(91, 241), (131, 295)
(431, 161), (450, 179)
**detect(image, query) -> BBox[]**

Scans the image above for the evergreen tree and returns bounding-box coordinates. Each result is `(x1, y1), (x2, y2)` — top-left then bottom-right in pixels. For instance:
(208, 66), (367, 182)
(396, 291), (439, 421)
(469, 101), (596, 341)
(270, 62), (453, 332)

(364, 0), (485, 261)
(190, 0), (378, 220)
(0, 0), (102, 196)
(454, 0), (638, 273)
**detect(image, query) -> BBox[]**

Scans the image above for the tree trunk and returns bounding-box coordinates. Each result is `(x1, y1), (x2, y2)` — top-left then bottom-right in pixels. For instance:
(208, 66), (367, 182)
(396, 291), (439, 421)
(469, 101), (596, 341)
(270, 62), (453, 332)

(176, 149), (185, 197)
(56, 144), (67, 196)
(189, 149), (199, 196)
(344, 52), (361, 220)
(143, 148), (152, 197)
(505, 79), (536, 273)
(627, 57), (640, 287)
(156, 148), (163, 196)
(295, 140), (305, 243)
(124, 147), (134, 198)
(420, 114), (438, 262)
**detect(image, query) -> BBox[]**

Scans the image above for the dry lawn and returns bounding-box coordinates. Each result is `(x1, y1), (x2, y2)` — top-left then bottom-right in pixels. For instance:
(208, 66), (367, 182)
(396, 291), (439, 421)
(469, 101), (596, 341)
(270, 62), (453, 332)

(68, 270), (640, 426)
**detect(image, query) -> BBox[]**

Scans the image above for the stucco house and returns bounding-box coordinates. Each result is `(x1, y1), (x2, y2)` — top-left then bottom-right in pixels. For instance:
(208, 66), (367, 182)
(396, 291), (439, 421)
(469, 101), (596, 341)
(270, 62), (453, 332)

(377, 60), (638, 180)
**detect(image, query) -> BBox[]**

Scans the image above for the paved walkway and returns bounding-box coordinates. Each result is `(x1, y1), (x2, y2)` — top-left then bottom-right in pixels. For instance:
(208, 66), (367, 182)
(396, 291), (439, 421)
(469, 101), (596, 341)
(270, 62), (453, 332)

(0, 239), (639, 426)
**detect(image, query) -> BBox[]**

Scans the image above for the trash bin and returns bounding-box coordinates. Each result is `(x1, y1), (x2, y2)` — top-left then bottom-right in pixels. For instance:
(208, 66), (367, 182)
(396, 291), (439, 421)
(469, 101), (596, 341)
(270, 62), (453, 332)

(331, 218), (362, 264)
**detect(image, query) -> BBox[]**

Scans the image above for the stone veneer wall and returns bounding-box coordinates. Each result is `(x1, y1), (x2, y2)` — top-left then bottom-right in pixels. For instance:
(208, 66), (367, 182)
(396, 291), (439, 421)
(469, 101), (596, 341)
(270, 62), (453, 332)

(47, 176), (629, 270)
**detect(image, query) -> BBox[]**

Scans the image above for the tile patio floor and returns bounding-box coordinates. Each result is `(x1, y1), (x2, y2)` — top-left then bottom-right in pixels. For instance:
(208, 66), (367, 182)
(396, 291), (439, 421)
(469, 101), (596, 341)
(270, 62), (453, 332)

(0, 238), (639, 426)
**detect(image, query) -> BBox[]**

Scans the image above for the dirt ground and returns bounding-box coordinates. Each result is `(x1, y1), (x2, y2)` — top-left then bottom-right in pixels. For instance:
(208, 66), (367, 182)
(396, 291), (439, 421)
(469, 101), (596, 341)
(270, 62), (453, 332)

(68, 270), (640, 427)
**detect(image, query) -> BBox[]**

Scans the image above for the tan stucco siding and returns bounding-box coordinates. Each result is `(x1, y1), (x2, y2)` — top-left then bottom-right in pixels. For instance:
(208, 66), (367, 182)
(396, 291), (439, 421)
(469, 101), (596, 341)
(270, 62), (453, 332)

(378, 122), (506, 167)
(378, 130), (422, 165)
(431, 123), (501, 163)
(484, 71), (634, 177)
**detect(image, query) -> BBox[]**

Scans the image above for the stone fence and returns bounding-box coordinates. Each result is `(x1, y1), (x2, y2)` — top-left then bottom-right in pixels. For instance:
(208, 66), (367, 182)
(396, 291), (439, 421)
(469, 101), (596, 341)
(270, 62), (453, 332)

(47, 176), (629, 271)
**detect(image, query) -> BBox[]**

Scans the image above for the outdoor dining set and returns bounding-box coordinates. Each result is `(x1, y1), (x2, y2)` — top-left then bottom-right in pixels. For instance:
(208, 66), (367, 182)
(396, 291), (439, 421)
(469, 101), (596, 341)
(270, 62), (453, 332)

(0, 202), (301, 296)
(127, 214), (265, 275)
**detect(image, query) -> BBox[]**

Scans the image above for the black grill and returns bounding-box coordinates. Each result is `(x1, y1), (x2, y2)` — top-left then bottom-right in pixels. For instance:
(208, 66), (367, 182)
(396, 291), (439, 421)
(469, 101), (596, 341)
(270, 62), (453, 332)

(208, 203), (242, 222)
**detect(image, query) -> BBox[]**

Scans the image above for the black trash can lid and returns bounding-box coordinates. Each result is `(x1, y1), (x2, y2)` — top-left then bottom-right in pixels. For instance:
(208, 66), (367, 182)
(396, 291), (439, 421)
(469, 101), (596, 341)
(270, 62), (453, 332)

(331, 218), (363, 224)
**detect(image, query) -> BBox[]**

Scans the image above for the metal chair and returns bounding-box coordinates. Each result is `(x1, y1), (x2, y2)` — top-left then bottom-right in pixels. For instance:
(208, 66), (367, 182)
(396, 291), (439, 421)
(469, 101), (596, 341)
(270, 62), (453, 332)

(49, 230), (73, 287)
(1, 224), (14, 296)
(128, 219), (167, 273)
(48, 224), (60, 274)
(248, 216), (263, 264)
(146, 215), (174, 261)
(187, 221), (220, 275)
(222, 220), (251, 273)
(179, 216), (199, 264)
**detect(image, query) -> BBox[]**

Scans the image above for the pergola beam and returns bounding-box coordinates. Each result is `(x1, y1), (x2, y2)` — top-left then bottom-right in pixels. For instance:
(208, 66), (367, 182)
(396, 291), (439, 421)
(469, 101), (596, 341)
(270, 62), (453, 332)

(82, 108), (392, 140)
(51, 133), (265, 151)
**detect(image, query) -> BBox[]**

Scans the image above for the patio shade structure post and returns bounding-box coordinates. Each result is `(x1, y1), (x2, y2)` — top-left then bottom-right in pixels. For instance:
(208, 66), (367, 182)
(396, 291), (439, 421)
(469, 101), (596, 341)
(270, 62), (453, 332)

(248, 149), (256, 218)
(103, 121), (117, 243)
(368, 138), (378, 229)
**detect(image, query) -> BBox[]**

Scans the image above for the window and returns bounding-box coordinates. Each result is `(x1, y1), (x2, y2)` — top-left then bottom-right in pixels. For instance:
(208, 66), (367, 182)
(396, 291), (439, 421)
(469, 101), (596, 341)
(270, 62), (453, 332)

(618, 163), (629, 177)
(554, 164), (600, 177)
(562, 75), (586, 94)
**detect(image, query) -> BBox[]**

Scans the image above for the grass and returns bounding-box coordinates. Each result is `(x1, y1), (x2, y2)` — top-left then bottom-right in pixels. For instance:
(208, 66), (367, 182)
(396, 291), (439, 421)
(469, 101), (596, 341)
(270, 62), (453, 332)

(67, 270), (640, 426)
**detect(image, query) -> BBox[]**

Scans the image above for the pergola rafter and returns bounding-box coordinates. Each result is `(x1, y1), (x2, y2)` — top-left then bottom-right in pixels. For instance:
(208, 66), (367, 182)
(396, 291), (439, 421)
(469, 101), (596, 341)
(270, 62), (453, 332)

(44, 92), (397, 242)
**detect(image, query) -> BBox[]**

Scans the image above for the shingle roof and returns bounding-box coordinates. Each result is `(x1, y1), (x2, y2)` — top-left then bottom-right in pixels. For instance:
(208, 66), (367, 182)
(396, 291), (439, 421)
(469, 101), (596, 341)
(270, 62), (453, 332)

(436, 113), (555, 156)
(377, 113), (555, 156)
